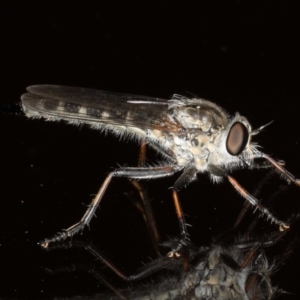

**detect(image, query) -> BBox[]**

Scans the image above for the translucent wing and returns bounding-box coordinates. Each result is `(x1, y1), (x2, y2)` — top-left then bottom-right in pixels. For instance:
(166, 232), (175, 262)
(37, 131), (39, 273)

(21, 85), (180, 132)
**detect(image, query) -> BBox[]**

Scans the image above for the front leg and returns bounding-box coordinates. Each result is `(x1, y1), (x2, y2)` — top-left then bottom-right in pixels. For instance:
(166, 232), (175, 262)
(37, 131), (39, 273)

(207, 163), (289, 231)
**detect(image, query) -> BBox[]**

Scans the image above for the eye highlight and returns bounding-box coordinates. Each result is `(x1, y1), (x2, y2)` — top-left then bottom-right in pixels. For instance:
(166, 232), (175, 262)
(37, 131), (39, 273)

(226, 122), (249, 156)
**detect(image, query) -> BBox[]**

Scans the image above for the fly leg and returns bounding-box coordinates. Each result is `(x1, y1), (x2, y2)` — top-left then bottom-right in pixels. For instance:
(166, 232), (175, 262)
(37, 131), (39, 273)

(233, 169), (288, 231)
(130, 174), (190, 267)
(166, 167), (199, 257)
(131, 141), (161, 256)
(40, 165), (176, 248)
(229, 152), (300, 231)
(130, 180), (162, 257)
(227, 175), (290, 231)
(207, 163), (291, 232)
(167, 190), (189, 258)
(132, 143), (191, 261)
(84, 242), (179, 282)
(259, 153), (300, 186)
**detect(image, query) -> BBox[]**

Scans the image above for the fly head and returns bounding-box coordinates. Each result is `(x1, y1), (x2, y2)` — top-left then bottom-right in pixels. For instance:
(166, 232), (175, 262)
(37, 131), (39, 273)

(206, 113), (256, 181)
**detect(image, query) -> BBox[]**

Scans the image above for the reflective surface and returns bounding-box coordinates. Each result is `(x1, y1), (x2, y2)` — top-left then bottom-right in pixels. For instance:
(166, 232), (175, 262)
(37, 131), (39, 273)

(0, 1), (299, 299)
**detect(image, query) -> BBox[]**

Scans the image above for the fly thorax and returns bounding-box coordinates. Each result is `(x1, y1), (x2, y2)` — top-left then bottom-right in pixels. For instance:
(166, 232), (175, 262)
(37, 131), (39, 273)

(171, 135), (196, 167)
(172, 105), (216, 132)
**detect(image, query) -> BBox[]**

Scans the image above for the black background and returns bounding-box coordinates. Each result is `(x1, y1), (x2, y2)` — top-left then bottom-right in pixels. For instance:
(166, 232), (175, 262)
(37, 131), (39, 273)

(0, 1), (299, 299)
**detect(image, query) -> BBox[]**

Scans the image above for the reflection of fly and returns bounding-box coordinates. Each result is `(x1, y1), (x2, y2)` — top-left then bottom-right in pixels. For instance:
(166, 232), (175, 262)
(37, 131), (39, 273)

(51, 238), (277, 300)
(21, 85), (300, 247)
(103, 239), (275, 300)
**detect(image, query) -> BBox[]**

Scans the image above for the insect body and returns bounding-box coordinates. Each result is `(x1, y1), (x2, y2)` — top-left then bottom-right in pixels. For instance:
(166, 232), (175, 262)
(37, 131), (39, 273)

(21, 85), (300, 247)
(21, 86), (250, 179)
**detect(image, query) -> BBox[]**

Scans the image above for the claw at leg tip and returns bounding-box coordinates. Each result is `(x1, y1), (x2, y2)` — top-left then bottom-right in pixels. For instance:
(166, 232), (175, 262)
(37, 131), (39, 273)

(279, 224), (290, 232)
(168, 251), (181, 258)
(40, 242), (49, 248)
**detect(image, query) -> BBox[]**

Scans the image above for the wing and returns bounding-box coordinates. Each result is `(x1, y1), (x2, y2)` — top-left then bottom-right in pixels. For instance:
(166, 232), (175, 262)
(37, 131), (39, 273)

(21, 85), (180, 132)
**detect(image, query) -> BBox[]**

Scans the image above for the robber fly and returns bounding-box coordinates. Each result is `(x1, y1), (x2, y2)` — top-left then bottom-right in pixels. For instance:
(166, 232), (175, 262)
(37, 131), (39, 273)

(21, 85), (300, 248)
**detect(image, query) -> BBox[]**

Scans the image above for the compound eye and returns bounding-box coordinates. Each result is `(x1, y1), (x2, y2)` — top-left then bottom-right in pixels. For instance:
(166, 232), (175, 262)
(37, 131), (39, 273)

(226, 122), (249, 156)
